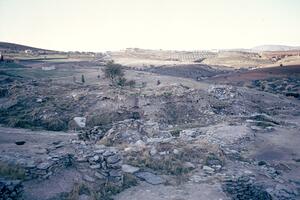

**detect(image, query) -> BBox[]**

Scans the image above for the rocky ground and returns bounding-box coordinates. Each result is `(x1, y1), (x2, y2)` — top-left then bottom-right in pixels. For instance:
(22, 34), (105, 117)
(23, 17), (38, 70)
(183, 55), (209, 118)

(0, 56), (300, 199)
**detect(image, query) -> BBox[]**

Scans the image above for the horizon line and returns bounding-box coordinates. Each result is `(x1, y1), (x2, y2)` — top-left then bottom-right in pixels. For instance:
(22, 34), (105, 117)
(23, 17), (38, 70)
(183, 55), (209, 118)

(1, 40), (300, 53)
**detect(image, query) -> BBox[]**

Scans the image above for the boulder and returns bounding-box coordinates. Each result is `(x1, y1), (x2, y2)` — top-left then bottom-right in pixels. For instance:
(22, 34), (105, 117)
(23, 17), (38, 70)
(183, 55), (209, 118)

(122, 164), (139, 173)
(203, 165), (215, 174)
(73, 117), (86, 128)
(106, 155), (121, 164)
(134, 171), (165, 185)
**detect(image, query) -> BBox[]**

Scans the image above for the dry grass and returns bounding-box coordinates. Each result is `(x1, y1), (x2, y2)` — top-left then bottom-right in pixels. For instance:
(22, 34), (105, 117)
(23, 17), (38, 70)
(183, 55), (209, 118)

(122, 173), (138, 189)
(97, 136), (114, 146)
(124, 140), (224, 176)
(125, 150), (192, 175)
(0, 161), (26, 180)
(68, 182), (94, 200)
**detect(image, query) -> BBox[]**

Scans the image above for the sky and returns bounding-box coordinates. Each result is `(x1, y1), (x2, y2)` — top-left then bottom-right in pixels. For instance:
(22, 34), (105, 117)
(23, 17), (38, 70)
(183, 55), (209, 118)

(1, 0), (300, 52)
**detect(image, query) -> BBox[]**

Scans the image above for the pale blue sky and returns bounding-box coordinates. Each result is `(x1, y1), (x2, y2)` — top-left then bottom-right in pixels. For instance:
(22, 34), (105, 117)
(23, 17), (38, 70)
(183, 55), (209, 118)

(0, 0), (300, 51)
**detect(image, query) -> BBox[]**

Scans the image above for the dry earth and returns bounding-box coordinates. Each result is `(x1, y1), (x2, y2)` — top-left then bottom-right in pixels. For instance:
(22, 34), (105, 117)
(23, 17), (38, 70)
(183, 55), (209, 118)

(0, 47), (300, 200)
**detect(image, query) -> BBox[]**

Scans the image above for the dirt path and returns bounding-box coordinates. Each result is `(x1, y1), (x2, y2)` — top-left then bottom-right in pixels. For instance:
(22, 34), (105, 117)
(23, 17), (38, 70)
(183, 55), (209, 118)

(0, 126), (76, 156)
(114, 182), (228, 200)
(22, 168), (81, 200)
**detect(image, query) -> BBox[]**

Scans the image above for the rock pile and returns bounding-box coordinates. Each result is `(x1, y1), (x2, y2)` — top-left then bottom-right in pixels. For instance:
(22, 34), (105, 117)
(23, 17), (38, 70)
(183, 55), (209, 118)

(208, 85), (237, 100)
(223, 176), (272, 200)
(0, 179), (23, 200)
(26, 154), (74, 180)
(98, 119), (152, 146)
(78, 126), (105, 141)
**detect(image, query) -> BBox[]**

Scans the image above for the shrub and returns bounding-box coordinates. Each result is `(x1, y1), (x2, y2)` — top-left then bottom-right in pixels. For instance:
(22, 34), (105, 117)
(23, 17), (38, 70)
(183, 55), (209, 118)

(131, 111), (140, 120)
(170, 128), (181, 137)
(103, 61), (124, 84)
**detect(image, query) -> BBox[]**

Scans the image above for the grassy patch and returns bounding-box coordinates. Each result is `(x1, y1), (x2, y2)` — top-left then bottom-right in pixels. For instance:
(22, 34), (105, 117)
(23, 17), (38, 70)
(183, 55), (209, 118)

(0, 161), (26, 180)
(97, 136), (114, 146)
(125, 141), (224, 176)
(1, 68), (75, 79)
(0, 62), (28, 69)
(122, 173), (138, 189)
(67, 182), (97, 200)
(126, 151), (192, 175)
(124, 143), (194, 175)
(86, 113), (114, 131)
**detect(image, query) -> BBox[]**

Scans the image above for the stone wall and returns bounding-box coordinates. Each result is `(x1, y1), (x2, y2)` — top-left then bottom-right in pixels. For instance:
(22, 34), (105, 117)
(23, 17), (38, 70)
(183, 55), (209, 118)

(24, 154), (74, 180)
(74, 143), (123, 185)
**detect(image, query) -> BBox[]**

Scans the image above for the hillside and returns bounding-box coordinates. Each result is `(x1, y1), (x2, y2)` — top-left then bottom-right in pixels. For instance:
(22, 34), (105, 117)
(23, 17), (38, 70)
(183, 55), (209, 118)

(0, 42), (56, 53)
(0, 44), (300, 200)
(252, 44), (300, 52)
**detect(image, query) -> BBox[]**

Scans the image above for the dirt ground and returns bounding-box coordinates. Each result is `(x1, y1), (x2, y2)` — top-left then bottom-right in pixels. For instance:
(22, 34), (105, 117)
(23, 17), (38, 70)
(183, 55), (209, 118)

(114, 182), (228, 200)
(1, 48), (300, 200)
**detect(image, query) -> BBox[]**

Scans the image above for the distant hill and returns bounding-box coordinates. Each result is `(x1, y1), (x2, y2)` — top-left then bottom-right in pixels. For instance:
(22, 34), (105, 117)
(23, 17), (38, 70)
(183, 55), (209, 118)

(0, 42), (57, 53)
(252, 45), (300, 52)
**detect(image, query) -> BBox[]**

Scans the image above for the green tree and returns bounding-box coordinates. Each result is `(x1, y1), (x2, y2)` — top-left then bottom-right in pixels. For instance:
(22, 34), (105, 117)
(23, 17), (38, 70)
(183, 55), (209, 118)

(103, 61), (124, 84)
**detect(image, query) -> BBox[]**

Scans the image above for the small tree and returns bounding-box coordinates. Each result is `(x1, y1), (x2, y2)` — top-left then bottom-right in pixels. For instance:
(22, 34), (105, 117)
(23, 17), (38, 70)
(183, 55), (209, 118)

(103, 61), (124, 84)
(127, 80), (136, 88)
(81, 74), (85, 83)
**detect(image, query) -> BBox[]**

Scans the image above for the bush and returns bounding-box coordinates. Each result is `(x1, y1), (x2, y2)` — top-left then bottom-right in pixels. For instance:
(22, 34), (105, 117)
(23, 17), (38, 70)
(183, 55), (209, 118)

(170, 129), (181, 137)
(103, 61), (124, 84)
(131, 111), (140, 120)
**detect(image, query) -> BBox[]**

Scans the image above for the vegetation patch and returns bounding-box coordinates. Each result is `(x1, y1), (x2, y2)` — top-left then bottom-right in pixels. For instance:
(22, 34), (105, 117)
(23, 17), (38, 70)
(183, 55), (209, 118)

(0, 161), (26, 180)
(124, 140), (224, 177)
